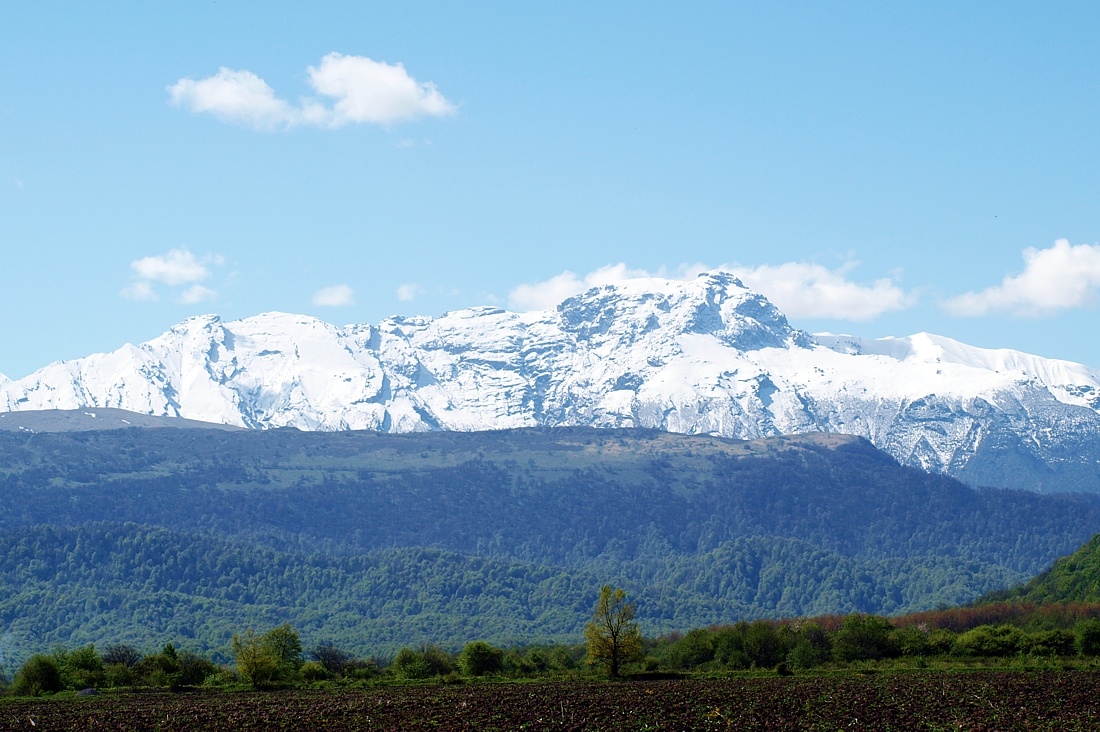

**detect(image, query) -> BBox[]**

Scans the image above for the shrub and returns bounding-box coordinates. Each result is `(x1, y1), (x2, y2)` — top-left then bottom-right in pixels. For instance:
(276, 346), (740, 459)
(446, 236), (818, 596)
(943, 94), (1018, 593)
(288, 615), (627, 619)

(56, 645), (105, 690)
(833, 615), (898, 662)
(421, 645), (456, 676)
(300, 661), (331, 681)
(12, 655), (63, 696)
(665, 628), (715, 670)
(392, 648), (431, 680)
(1021, 629), (1075, 657)
(311, 642), (354, 676)
(743, 621), (790, 669)
(104, 663), (135, 688)
(1075, 619), (1100, 656)
(134, 648), (181, 687)
(459, 641), (505, 677)
(548, 645), (579, 670)
(232, 625), (303, 687)
(952, 625), (1024, 658)
(787, 623), (831, 669)
(892, 625), (931, 657)
(177, 651), (219, 686)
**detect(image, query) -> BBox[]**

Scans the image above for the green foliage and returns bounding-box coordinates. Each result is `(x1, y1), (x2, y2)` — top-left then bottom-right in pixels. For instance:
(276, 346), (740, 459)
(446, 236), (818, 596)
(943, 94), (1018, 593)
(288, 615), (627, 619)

(832, 615), (898, 662)
(786, 622), (831, 669)
(311, 642), (355, 676)
(300, 661), (331, 681)
(1021, 629), (1075, 657)
(664, 628), (715, 670)
(392, 648), (431, 679)
(891, 625), (931, 657)
(742, 621), (791, 669)
(983, 533), (1100, 605)
(232, 629), (281, 688)
(4, 427), (1100, 667)
(585, 585), (643, 677)
(952, 625), (1024, 658)
(133, 647), (182, 687)
(54, 644), (104, 690)
(1075, 618), (1100, 655)
(263, 623), (304, 677)
(459, 641), (504, 676)
(12, 654), (63, 696)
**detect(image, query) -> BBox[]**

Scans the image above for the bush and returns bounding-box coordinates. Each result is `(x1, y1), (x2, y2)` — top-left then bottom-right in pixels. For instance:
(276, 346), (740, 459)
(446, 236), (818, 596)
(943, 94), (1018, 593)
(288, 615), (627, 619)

(665, 628), (715, 670)
(833, 615), (898, 662)
(133, 644), (184, 687)
(104, 663), (135, 688)
(311, 642), (354, 676)
(300, 661), (332, 681)
(892, 626), (931, 657)
(344, 659), (379, 680)
(177, 651), (219, 686)
(927, 629), (957, 655)
(951, 625), (1024, 658)
(392, 648), (432, 680)
(459, 641), (504, 677)
(1021, 629), (1075, 657)
(12, 655), (63, 696)
(55, 645), (105, 690)
(1075, 619), (1100, 656)
(743, 621), (790, 669)
(548, 645), (579, 671)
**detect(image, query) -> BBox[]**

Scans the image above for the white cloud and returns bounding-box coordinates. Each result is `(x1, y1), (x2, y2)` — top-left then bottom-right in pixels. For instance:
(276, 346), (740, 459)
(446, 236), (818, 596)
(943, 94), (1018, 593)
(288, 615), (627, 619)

(308, 53), (456, 127)
(120, 281), (157, 302)
(168, 68), (295, 131)
(130, 248), (211, 285)
(168, 53), (455, 131)
(734, 262), (912, 321)
(396, 283), (422, 302)
(122, 248), (223, 304)
(508, 264), (654, 311)
(313, 284), (355, 307)
(507, 262), (910, 321)
(944, 239), (1100, 317)
(180, 285), (216, 304)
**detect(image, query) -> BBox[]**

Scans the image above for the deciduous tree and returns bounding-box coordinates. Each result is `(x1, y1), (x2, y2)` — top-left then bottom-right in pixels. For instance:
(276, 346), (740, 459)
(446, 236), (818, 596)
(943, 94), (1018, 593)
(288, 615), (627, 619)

(585, 585), (643, 677)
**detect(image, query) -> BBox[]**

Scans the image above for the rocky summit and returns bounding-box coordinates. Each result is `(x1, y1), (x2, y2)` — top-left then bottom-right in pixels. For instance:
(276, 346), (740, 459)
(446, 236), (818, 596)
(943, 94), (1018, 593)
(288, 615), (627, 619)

(3, 271), (1099, 491)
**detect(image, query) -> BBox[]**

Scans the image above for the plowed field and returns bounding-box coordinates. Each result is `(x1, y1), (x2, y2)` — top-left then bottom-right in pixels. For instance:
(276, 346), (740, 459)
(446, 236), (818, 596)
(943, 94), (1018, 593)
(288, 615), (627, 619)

(2, 672), (1098, 731)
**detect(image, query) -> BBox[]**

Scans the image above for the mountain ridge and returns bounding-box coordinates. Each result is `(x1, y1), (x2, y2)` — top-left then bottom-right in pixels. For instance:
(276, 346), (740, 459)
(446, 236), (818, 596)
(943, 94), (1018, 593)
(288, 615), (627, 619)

(3, 271), (1099, 491)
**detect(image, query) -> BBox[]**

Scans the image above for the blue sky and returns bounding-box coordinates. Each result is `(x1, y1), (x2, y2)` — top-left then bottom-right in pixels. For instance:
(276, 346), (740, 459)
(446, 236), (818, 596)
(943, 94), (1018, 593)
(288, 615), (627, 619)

(2, 2), (1100, 379)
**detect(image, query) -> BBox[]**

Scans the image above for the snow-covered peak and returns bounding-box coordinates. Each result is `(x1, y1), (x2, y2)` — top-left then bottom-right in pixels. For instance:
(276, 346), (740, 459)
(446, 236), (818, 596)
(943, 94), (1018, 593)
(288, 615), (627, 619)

(554, 270), (801, 351)
(3, 270), (1099, 489)
(814, 331), (1100, 408)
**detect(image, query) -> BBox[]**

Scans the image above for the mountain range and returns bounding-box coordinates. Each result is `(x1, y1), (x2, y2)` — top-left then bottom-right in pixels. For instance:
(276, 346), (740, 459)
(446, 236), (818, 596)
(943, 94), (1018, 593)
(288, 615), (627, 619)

(3, 271), (1099, 492)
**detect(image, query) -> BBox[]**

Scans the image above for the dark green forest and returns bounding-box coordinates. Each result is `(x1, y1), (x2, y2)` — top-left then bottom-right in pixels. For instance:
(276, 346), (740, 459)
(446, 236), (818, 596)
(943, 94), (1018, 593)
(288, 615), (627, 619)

(2, 425), (1099, 673)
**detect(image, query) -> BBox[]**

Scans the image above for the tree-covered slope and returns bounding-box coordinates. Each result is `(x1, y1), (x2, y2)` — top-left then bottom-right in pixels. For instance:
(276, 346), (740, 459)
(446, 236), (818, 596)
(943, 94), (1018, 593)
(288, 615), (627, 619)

(2, 426), (1099, 671)
(981, 533), (1100, 605)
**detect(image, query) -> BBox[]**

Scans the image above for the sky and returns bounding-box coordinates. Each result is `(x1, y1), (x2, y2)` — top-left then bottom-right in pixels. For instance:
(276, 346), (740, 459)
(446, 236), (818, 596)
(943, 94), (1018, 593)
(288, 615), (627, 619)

(3, 2), (1100, 379)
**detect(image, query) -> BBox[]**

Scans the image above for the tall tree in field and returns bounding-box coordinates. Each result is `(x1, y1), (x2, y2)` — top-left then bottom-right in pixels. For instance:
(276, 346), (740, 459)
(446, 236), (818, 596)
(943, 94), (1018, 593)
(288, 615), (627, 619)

(585, 585), (643, 677)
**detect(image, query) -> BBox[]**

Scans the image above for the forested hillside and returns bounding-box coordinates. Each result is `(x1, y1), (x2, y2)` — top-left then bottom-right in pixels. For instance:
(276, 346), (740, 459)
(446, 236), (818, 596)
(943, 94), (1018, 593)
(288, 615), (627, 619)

(981, 533), (1100, 605)
(2, 426), (1099, 671)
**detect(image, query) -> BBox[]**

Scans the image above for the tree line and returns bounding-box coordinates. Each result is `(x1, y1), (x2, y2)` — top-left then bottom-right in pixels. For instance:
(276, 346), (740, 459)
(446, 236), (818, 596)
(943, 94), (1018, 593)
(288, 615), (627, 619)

(8, 586), (1100, 697)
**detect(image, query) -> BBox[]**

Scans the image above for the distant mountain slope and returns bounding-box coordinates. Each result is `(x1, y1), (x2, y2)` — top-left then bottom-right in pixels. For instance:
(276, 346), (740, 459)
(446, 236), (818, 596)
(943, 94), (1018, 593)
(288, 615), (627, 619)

(2, 272), (1098, 491)
(981, 534), (1100, 605)
(2, 426), (1095, 572)
(0, 408), (242, 432)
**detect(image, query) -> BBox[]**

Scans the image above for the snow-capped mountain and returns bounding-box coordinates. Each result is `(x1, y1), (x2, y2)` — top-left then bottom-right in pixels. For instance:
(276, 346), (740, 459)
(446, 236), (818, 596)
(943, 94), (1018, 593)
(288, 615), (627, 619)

(4, 271), (1099, 491)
